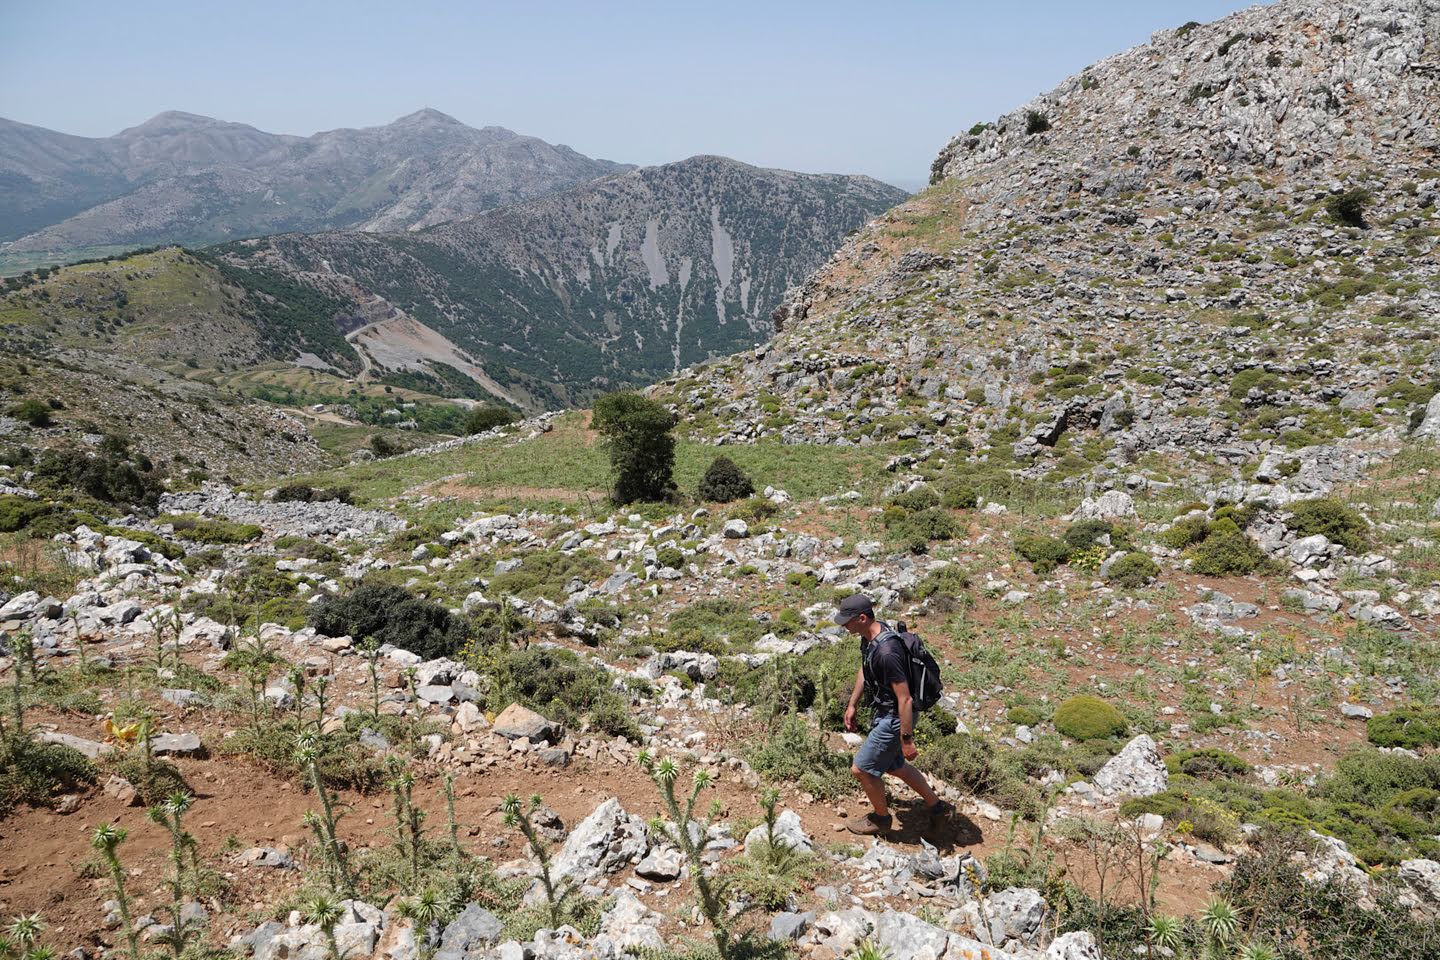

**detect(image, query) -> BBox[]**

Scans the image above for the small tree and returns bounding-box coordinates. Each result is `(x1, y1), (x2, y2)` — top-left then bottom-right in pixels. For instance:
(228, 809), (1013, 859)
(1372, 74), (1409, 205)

(698, 456), (754, 503)
(1025, 110), (1051, 134)
(592, 392), (675, 504)
(464, 404), (519, 434)
(1326, 188), (1371, 229)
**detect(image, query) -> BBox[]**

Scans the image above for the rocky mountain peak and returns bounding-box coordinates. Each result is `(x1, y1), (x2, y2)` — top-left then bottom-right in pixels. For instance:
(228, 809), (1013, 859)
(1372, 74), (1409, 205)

(391, 106), (466, 127)
(114, 109), (261, 138)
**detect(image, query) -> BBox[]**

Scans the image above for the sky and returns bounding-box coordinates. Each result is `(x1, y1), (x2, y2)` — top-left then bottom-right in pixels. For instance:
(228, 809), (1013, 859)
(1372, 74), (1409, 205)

(1, 0), (1266, 189)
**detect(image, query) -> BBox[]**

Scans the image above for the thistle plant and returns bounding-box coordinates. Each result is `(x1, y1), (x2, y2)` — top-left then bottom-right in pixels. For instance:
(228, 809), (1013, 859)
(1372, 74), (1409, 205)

(503, 793), (565, 927)
(4, 914), (43, 960)
(638, 751), (731, 960)
(147, 790), (197, 898)
(4, 630), (35, 742)
(386, 758), (425, 886)
(1200, 898), (1241, 960)
(1145, 913), (1182, 957)
(305, 894), (345, 960)
(443, 773), (464, 867)
(296, 733), (355, 896)
(361, 637), (383, 721)
(92, 826), (140, 960)
(312, 676), (331, 733)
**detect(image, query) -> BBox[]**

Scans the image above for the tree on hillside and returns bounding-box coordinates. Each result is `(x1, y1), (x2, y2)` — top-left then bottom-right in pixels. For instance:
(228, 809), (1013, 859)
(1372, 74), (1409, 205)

(592, 392), (675, 504)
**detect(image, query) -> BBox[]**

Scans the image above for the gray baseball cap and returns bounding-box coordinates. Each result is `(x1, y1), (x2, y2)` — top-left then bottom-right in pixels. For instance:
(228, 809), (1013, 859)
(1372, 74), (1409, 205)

(832, 593), (875, 626)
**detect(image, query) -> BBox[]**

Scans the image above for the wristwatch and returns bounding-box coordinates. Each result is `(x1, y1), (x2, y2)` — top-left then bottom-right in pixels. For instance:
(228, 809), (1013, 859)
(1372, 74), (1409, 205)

(901, 734), (914, 743)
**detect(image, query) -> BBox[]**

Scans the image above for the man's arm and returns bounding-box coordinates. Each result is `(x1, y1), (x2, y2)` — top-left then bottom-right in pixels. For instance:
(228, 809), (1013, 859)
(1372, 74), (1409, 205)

(844, 667), (865, 731)
(892, 678), (918, 759)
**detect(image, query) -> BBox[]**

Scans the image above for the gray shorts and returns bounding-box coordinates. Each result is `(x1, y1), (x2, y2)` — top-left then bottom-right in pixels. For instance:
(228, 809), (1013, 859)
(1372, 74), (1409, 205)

(855, 714), (906, 777)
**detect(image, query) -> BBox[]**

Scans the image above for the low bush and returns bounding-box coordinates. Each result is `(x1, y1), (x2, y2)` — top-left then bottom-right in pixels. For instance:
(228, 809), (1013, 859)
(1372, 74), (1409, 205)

(1063, 519), (1117, 551)
(1286, 498), (1368, 552)
(1166, 747), (1249, 779)
(888, 487), (940, 512)
(664, 599), (765, 654)
(273, 484), (354, 505)
(221, 719), (384, 791)
(906, 564), (973, 606)
(889, 508), (959, 553)
(308, 582), (467, 660)
(0, 734), (98, 817)
(747, 714), (855, 800)
(1025, 110), (1050, 134)
(1229, 367), (1286, 400)
(8, 399), (52, 427)
(923, 732), (1042, 818)
(941, 483), (979, 509)
(1106, 552), (1159, 588)
(488, 646), (640, 741)
(34, 447), (163, 509)
(1160, 513), (1210, 549)
(1368, 706), (1440, 749)
(0, 495), (56, 534)
(1053, 695), (1128, 740)
(1007, 705), (1043, 727)
(1016, 534), (1072, 574)
(1326, 188), (1372, 229)
(165, 514), (263, 545)
(489, 550), (609, 602)
(697, 455), (754, 503)
(465, 404), (520, 435)
(1185, 518), (1269, 575)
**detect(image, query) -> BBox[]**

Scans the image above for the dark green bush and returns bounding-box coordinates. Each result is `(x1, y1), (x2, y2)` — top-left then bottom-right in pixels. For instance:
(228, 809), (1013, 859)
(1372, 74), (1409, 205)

(1007, 705), (1043, 727)
(1185, 518), (1268, 575)
(923, 732), (1042, 818)
(370, 434), (402, 458)
(1229, 367), (1286, 399)
(0, 495), (56, 534)
(1106, 552), (1159, 588)
(1368, 706), (1440, 749)
(1166, 747), (1250, 779)
(1160, 514), (1209, 549)
(1063, 519), (1117, 551)
(941, 483), (979, 509)
(1025, 111), (1051, 134)
(465, 404), (520, 434)
(490, 646), (640, 741)
(907, 564), (973, 605)
(0, 735), (98, 818)
(888, 487), (940, 512)
(8, 398), (52, 427)
(165, 514), (263, 544)
(655, 546), (685, 570)
(747, 713), (855, 800)
(592, 391), (675, 504)
(664, 599), (764, 654)
(34, 447), (163, 509)
(1326, 188), (1372, 229)
(697, 455), (754, 503)
(1053, 695), (1128, 740)
(273, 484), (354, 505)
(489, 549), (609, 602)
(1286, 498), (1368, 552)
(308, 582), (467, 660)
(891, 508), (960, 553)
(1016, 534), (1072, 573)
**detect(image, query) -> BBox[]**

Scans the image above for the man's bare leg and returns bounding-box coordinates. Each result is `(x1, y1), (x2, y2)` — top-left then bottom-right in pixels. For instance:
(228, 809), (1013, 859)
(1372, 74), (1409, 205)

(889, 762), (940, 807)
(852, 764), (890, 816)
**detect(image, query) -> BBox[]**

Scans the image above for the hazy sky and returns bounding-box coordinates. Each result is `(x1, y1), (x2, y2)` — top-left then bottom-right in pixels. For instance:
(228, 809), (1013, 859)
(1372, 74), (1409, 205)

(2, 0), (1265, 187)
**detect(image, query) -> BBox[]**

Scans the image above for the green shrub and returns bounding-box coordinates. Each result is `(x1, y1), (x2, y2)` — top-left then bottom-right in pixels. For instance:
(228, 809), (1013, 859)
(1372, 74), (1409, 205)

(8, 399), (52, 427)
(747, 714), (855, 799)
(890, 507), (959, 553)
(907, 565), (973, 604)
(941, 483), (979, 509)
(1106, 552), (1159, 588)
(655, 546), (685, 570)
(165, 514), (263, 544)
(1286, 498), (1368, 552)
(490, 646), (641, 741)
(923, 733), (1042, 818)
(1016, 534), (1072, 573)
(888, 487), (940, 512)
(1007, 705), (1043, 727)
(1368, 707), (1440, 749)
(1160, 514), (1209, 549)
(273, 484), (354, 505)
(697, 455), (755, 503)
(221, 719), (383, 791)
(1025, 110), (1051, 134)
(1166, 747), (1250, 779)
(591, 391), (675, 504)
(0, 735), (98, 817)
(1326, 188), (1372, 229)
(34, 447), (163, 509)
(0, 495), (56, 534)
(489, 549), (609, 602)
(1053, 695), (1128, 740)
(308, 582), (467, 660)
(1229, 367), (1285, 399)
(1185, 518), (1268, 575)
(465, 404), (520, 434)
(664, 599), (764, 654)
(1063, 519), (1117, 551)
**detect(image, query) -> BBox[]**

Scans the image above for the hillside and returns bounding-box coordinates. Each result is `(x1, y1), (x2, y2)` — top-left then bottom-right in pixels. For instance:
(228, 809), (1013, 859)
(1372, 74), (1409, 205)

(213, 156), (907, 409)
(0, 109), (630, 264)
(6, 3), (1440, 960)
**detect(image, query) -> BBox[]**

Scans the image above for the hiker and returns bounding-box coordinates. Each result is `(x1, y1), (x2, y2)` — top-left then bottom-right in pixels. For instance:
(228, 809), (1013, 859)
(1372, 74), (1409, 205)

(835, 593), (953, 835)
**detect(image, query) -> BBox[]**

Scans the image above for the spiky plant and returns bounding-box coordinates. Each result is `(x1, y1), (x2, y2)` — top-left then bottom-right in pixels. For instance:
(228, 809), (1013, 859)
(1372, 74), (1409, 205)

(6, 915), (42, 952)
(848, 940), (890, 960)
(305, 894), (344, 960)
(1201, 898), (1241, 944)
(92, 826), (140, 960)
(443, 773), (464, 867)
(503, 793), (565, 927)
(638, 751), (731, 960)
(1146, 913), (1183, 954)
(296, 734), (355, 896)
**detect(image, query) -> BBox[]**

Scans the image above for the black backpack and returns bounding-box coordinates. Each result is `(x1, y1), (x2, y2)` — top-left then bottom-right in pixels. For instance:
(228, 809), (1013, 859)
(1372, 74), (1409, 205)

(875, 622), (944, 713)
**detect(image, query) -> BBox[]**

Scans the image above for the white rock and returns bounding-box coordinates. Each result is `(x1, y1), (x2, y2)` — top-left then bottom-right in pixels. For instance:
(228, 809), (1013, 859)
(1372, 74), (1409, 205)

(1092, 735), (1169, 799)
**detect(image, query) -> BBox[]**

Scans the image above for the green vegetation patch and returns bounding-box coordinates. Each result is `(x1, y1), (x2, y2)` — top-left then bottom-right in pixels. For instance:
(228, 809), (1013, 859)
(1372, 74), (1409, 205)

(1053, 695), (1129, 740)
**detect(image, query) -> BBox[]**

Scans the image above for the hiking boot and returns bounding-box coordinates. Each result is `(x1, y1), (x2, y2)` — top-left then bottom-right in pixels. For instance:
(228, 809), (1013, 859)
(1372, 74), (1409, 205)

(847, 812), (893, 835)
(927, 799), (955, 824)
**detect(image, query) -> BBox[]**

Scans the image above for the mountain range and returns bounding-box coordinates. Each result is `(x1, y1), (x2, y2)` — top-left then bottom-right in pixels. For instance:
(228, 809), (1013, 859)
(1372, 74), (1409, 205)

(0, 108), (630, 253)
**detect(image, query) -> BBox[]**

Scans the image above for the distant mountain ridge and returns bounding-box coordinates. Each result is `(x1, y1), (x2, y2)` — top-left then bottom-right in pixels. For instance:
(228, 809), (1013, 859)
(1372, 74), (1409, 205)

(212, 154), (908, 409)
(0, 108), (632, 251)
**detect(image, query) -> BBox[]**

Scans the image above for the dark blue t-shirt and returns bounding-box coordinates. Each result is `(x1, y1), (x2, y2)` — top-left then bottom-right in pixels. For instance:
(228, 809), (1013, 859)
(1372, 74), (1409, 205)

(862, 625), (909, 718)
